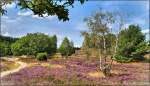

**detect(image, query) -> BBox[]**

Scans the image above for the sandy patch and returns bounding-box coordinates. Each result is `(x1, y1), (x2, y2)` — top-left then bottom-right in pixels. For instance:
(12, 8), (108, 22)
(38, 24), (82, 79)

(40, 63), (51, 67)
(28, 63), (40, 67)
(88, 71), (105, 78)
(112, 61), (119, 64)
(28, 63), (65, 69)
(144, 54), (150, 59)
(88, 70), (121, 78)
(70, 64), (78, 67)
(110, 70), (120, 75)
(50, 64), (65, 68)
(1, 61), (27, 77)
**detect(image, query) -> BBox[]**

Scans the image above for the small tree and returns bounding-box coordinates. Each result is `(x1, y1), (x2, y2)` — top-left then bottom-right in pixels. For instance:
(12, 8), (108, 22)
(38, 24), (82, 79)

(81, 32), (91, 59)
(82, 9), (115, 76)
(58, 37), (75, 58)
(114, 25), (148, 62)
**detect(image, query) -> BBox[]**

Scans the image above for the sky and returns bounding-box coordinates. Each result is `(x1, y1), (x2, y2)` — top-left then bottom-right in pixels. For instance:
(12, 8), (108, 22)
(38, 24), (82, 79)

(1, 0), (149, 47)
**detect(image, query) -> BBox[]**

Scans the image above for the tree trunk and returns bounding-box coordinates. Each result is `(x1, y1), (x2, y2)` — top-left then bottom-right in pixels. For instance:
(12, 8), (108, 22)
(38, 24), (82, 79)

(99, 49), (102, 70)
(102, 34), (106, 65)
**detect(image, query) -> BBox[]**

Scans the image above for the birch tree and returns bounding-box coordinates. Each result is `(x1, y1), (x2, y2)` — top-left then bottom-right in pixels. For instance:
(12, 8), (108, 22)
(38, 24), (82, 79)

(110, 12), (125, 68)
(83, 10), (115, 76)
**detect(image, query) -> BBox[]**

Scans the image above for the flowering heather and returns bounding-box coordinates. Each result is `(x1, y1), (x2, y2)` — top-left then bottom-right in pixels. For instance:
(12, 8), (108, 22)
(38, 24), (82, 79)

(1, 58), (149, 86)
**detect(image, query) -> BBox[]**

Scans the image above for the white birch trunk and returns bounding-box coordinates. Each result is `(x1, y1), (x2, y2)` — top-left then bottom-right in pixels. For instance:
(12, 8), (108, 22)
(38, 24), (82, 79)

(102, 34), (106, 65)
(99, 49), (102, 70)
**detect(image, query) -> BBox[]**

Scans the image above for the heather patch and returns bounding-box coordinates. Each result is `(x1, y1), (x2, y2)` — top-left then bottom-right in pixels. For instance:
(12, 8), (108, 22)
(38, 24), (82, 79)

(1, 58), (149, 85)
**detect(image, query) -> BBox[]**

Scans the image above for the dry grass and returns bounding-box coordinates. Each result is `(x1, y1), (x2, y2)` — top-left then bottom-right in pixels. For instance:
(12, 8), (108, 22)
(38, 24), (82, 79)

(28, 63), (65, 69)
(144, 53), (150, 59)
(18, 57), (37, 63)
(0, 59), (20, 72)
(50, 64), (65, 68)
(88, 71), (105, 78)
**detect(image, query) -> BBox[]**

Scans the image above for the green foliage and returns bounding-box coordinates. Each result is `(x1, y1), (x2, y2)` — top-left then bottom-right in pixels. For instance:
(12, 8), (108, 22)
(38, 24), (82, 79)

(51, 35), (57, 54)
(114, 25), (148, 62)
(81, 32), (91, 48)
(1, 0), (87, 21)
(36, 52), (48, 61)
(82, 32), (116, 54)
(58, 37), (75, 58)
(0, 35), (18, 56)
(11, 33), (57, 56)
(0, 42), (12, 56)
(113, 55), (132, 63)
(82, 10), (116, 56)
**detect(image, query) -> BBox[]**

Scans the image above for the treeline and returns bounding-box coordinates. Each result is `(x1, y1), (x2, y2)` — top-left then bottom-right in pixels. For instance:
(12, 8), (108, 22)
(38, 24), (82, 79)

(0, 33), (75, 59)
(11, 33), (57, 56)
(0, 35), (18, 56)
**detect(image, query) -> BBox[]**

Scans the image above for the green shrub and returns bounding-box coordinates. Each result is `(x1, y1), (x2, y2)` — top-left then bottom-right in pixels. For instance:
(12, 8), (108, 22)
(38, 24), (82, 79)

(11, 33), (57, 56)
(113, 55), (132, 63)
(36, 52), (48, 61)
(0, 36), (18, 56)
(58, 37), (75, 58)
(115, 25), (148, 62)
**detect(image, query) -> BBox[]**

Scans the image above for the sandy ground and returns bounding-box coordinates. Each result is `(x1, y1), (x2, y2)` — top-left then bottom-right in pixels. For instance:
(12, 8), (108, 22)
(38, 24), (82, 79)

(0, 58), (27, 78)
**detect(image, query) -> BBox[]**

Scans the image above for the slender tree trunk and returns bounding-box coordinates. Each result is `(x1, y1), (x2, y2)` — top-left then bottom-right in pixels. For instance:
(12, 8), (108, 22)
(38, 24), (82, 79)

(114, 35), (118, 54)
(99, 48), (102, 70)
(102, 34), (106, 65)
(110, 16), (123, 69)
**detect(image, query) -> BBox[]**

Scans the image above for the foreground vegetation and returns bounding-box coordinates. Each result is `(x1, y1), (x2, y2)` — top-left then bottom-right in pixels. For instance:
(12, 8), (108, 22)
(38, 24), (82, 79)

(1, 56), (149, 86)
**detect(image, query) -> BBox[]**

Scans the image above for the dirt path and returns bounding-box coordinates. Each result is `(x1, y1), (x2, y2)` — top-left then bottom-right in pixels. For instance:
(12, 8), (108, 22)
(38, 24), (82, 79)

(0, 58), (27, 78)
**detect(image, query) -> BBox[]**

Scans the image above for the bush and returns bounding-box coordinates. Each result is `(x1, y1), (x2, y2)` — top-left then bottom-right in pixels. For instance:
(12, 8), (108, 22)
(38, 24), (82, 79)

(11, 33), (57, 56)
(0, 36), (18, 56)
(36, 52), (48, 61)
(114, 25), (148, 62)
(113, 55), (132, 63)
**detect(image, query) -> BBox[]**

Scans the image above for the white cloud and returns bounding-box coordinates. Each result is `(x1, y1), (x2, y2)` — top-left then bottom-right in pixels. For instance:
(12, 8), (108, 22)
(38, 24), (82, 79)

(32, 14), (56, 20)
(1, 24), (10, 36)
(1, 16), (9, 20)
(2, 32), (10, 36)
(2, 15), (21, 23)
(123, 23), (131, 29)
(17, 11), (33, 16)
(18, 11), (56, 20)
(142, 29), (149, 34)
(1, 15), (24, 37)
(2, 2), (16, 9)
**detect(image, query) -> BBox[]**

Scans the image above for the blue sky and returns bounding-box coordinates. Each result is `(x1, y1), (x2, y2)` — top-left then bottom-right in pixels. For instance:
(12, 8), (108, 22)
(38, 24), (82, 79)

(1, 1), (149, 47)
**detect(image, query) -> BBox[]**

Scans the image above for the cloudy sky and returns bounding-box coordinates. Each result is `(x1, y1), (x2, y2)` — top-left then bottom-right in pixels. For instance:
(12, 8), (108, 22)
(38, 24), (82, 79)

(1, 1), (149, 47)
